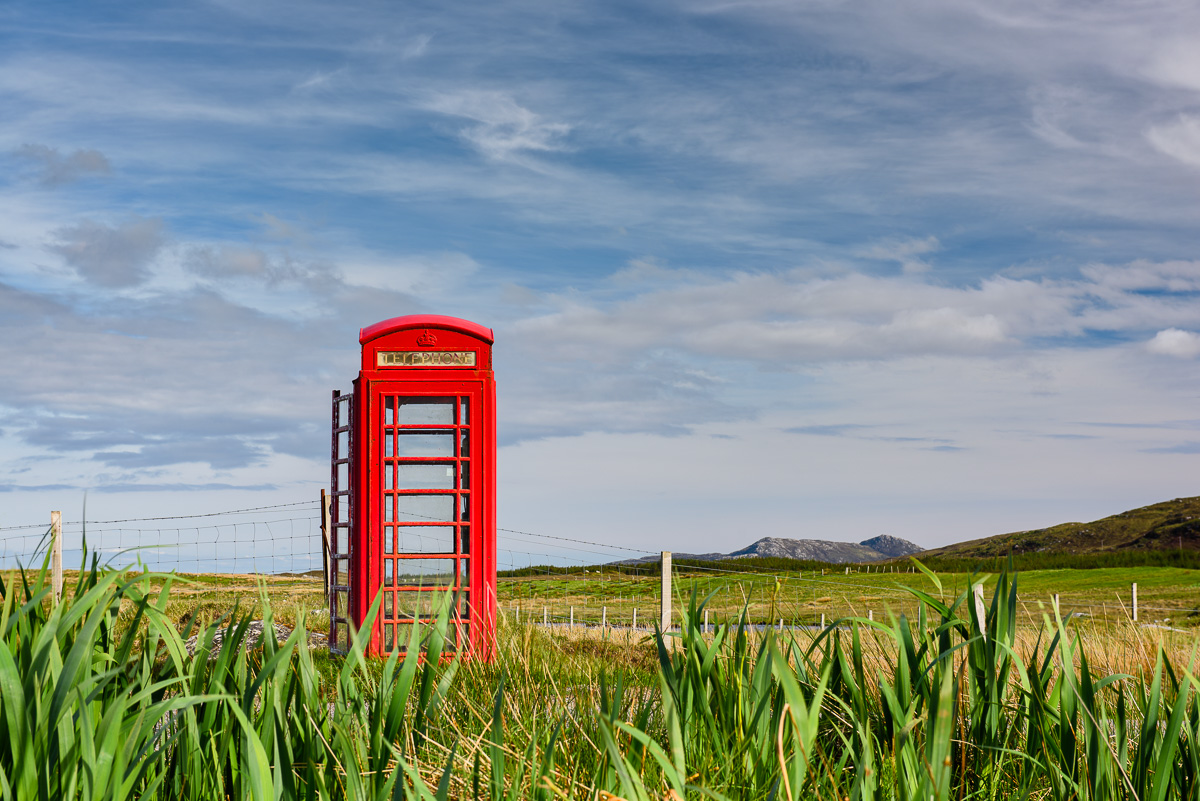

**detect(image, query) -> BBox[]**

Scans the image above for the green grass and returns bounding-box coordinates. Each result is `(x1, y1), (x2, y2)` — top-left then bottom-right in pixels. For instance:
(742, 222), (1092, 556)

(497, 563), (1200, 630)
(5, 544), (1200, 799)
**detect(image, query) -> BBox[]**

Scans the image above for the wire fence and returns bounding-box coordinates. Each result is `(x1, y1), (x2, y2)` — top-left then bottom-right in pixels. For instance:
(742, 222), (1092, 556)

(0, 501), (324, 575)
(3, 502), (1196, 634)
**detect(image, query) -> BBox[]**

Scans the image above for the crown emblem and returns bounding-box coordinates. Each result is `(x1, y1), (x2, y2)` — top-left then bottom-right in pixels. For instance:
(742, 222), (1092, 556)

(416, 329), (438, 347)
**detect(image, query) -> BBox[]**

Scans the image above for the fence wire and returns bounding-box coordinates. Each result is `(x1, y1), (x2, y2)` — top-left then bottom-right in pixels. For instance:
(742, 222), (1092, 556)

(3, 503), (1194, 634)
(0, 502), (323, 575)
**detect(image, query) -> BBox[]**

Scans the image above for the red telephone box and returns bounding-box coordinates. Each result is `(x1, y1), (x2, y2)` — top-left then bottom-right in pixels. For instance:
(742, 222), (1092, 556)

(329, 315), (496, 659)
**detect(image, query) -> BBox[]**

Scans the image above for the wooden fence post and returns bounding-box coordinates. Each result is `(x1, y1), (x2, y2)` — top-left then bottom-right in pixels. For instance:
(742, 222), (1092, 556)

(51, 511), (62, 603)
(320, 489), (332, 599)
(660, 551), (672, 632)
(1131, 583), (1138, 622)
(632, 607), (638, 629)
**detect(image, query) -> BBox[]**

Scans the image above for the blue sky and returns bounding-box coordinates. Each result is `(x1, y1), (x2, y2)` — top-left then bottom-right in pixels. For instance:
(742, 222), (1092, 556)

(2, 0), (1200, 558)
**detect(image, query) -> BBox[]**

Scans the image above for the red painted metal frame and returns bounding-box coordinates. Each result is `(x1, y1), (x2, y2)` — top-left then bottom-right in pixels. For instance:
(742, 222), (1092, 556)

(351, 315), (496, 660)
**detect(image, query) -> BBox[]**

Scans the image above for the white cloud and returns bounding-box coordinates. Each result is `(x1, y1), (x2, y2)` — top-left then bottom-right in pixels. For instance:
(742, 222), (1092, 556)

(1146, 115), (1200, 168)
(424, 91), (571, 160)
(858, 235), (941, 274)
(1080, 259), (1200, 292)
(1147, 328), (1200, 358)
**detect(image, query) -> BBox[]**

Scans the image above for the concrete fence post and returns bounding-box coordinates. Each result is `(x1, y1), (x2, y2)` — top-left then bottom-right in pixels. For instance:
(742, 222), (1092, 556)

(973, 583), (987, 641)
(633, 607), (638, 629)
(1131, 583), (1138, 622)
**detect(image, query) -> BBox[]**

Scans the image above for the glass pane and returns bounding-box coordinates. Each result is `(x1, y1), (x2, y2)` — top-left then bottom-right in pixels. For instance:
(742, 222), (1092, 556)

(397, 432), (454, 457)
(385, 397), (394, 426)
(394, 590), (437, 619)
(459, 431), (469, 457)
(394, 623), (423, 651)
(456, 589), (470, 617)
(398, 463), (455, 489)
(385, 434), (394, 458)
(384, 526), (394, 554)
(336, 622), (348, 645)
(385, 623), (395, 652)
(459, 461), (470, 489)
(397, 525), (455, 553)
(398, 398), (454, 425)
(459, 526), (470, 554)
(385, 496), (394, 522)
(459, 559), (470, 588)
(337, 461), (348, 489)
(336, 560), (349, 586)
(385, 559), (394, 585)
(384, 592), (394, 618)
(459, 494), (470, 522)
(395, 494), (454, 522)
(337, 430), (348, 456)
(336, 590), (349, 615)
(384, 463), (394, 490)
(392, 559), (455, 586)
(337, 495), (349, 521)
(459, 398), (469, 425)
(337, 527), (348, 554)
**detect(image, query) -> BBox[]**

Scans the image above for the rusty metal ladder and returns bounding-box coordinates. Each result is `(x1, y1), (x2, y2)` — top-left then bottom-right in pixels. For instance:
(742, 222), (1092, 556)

(329, 390), (354, 653)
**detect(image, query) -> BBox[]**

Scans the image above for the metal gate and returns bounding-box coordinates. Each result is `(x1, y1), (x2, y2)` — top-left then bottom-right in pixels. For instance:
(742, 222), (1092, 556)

(329, 390), (354, 653)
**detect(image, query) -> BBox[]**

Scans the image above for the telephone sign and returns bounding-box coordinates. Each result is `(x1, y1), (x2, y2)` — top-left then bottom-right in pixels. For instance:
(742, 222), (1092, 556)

(329, 315), (496, 659)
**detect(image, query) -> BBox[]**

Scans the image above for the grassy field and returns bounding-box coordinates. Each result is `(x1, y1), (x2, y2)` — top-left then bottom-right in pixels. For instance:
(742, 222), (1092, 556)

(11, 559), (1199, 637)
(4, 549), (1200, 800)
(495, 563), (1200, 630)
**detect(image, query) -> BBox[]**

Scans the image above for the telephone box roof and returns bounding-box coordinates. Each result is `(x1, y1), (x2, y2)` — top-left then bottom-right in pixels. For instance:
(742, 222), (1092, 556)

(359, 315), (494, 345)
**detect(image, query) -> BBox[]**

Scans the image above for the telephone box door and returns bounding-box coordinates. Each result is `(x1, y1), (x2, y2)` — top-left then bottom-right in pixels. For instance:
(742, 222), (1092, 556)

(369, 384), (488, 655)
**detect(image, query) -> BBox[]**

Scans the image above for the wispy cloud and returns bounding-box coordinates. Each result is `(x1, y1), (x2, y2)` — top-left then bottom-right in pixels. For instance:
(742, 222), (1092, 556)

(858, 236), (941, 274)
(424, 91), (571, 161)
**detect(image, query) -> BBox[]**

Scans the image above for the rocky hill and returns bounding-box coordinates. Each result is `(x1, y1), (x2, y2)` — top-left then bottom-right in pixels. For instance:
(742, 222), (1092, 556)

(920, 496), (1200, 558)
(626, 534), (923, 565)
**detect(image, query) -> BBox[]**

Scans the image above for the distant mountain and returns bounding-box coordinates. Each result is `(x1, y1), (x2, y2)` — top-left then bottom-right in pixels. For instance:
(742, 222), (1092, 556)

(624, 534), (923, 565)
(920, 496), (1200, 559)
(860, 535), (925, 558)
